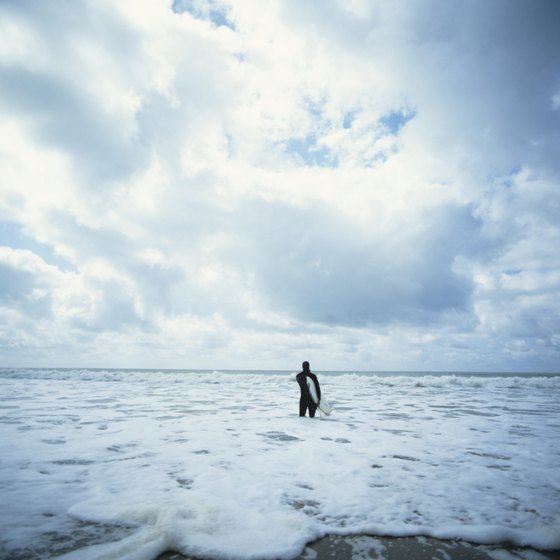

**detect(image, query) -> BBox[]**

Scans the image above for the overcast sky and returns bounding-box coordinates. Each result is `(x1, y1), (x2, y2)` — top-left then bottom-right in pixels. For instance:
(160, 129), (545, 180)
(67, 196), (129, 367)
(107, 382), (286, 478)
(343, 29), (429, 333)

(1, 0), (559, 372)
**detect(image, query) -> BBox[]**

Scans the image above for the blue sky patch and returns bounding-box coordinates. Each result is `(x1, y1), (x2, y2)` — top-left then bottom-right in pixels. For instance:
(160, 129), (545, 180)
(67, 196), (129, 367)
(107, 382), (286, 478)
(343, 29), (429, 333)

(171, 0), (235, 30)
(343, 110), (357, 129)
(379, 110), (415, 134)
(284, 136), (338, 168)
(0, 221), (74, 271)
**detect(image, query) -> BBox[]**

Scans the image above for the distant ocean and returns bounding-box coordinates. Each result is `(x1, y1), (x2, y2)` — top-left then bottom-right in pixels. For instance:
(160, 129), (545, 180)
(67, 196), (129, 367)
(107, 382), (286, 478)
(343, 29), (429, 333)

(1, 368), (559, 560)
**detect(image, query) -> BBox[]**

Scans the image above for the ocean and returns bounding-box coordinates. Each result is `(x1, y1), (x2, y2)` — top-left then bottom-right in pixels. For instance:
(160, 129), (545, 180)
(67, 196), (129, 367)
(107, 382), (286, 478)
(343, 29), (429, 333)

(0, 368), (559, 559)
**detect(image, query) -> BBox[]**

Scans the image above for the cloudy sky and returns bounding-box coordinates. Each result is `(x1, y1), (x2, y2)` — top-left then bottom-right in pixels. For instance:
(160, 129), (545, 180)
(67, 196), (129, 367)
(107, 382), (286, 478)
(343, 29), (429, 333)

(1, 0), (559, 372)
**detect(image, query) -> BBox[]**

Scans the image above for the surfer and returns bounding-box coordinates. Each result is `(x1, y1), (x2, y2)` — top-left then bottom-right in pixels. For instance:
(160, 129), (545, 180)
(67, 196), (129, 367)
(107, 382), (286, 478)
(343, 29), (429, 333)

(296, 361), (321, 417)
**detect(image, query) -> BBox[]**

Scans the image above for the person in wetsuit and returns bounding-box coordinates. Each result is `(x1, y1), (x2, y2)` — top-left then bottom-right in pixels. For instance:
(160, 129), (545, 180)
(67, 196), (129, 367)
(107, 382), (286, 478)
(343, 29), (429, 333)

(296, 361), (321, 417)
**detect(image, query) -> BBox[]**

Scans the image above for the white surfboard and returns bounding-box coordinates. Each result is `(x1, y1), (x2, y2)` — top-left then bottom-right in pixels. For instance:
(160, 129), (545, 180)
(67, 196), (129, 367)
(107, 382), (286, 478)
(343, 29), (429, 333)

(307, 380), (332, 416)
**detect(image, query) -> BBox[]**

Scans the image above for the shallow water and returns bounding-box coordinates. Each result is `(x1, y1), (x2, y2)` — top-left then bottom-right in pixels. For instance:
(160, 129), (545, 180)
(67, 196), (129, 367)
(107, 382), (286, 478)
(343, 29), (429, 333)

(0, 369), (559, 559)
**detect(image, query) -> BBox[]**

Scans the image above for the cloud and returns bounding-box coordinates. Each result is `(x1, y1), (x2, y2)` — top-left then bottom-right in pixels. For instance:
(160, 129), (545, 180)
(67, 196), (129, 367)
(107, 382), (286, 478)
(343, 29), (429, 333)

(0, 0), (559, 371)
(0, 248), (56, 318)
(233, 197), (481, 327)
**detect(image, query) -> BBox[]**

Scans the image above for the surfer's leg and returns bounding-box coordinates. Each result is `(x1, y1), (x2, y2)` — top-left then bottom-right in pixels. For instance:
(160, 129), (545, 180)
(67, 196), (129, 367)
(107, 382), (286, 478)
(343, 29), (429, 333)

(299, 398), (307, 417)
(309, 403), (317, 418)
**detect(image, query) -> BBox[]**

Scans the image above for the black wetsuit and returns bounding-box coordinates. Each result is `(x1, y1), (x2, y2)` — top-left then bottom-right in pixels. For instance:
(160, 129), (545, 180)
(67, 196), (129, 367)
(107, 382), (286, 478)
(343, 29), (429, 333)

(296, 371), (321, 417)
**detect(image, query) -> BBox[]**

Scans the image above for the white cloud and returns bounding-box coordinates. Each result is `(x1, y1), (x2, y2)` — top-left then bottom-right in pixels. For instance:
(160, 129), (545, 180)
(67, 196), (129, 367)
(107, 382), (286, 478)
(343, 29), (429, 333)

(0, 0), (559, 371)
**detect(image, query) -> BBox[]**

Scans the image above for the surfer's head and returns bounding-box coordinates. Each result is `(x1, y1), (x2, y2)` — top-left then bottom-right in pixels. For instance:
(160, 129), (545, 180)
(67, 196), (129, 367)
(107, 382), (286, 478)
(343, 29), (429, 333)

(302, 361), (310, 372)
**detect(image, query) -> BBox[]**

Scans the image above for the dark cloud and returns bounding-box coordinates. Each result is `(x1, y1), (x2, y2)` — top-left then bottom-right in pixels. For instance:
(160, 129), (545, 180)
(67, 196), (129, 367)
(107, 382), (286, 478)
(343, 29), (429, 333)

(0, 256), (53, 318)
(0, 0), (150, 184)
(0, 65), (146, 184)
(46, 213), (135, 262)
(71, 277), (140, 332)
(235, 199), (484, 328)
(405, 0), (560, 175)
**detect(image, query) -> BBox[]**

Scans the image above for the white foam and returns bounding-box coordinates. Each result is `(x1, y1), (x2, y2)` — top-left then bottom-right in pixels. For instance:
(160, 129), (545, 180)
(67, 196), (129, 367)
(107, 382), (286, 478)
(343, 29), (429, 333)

(0, 369), (559, 559)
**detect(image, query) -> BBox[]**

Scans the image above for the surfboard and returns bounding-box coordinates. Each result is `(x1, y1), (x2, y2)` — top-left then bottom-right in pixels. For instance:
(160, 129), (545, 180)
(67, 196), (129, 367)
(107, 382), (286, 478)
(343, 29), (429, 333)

(307, 380), (332, 416)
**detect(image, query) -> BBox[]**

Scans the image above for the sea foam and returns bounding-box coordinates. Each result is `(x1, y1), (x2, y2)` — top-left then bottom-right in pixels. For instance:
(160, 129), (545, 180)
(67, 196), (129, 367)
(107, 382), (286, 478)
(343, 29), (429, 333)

(1, 368), (559, 559)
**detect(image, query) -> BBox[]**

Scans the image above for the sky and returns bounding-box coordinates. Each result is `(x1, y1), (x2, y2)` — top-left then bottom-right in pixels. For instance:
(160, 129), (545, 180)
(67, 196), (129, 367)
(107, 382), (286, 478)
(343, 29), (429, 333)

(0, 0), (559, 372)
